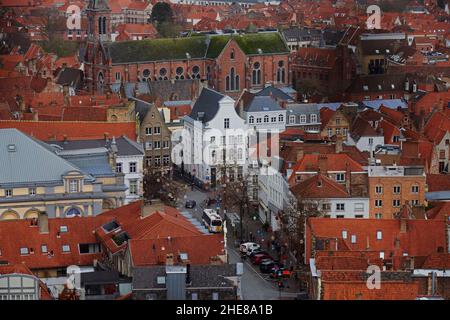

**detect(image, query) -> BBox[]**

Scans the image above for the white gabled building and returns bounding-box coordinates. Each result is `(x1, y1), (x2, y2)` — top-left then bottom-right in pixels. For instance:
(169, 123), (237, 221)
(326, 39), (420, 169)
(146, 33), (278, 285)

(181, 87), (247, 189)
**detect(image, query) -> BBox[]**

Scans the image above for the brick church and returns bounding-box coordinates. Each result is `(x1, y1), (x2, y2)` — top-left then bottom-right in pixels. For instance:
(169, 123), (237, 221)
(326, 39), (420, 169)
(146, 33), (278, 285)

(83, 0), (291, 97)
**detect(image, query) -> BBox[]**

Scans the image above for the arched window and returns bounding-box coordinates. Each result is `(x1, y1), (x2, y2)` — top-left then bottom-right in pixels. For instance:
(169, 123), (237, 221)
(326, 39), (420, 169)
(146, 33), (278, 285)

(252, 62), (261, 85)
(192, 65), (200, 79)
(278, 114), (284, 122)
(159, 68), (167, 80)
(277, 60), (285, 83)
(175, 66), (184, 79)
(102, 17), (106, 35)
(249, 115), (254, 124)
(66, 207), (82, 217)
(230, 67), (235, 90)
(237, 148), (243, 160)
(97, 72), (104, 93)
(98, 17), (102, 35)
(230, 49), (235, 60)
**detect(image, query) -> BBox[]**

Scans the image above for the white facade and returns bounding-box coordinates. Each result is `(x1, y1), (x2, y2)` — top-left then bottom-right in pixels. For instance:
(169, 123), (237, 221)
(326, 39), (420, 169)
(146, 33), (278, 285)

(318, 198), (370, 218)
(182, 95), (247, 186)
(116, 154), (144, 204)
(347, 135), (384, 153)
(245, 110), (286, 132)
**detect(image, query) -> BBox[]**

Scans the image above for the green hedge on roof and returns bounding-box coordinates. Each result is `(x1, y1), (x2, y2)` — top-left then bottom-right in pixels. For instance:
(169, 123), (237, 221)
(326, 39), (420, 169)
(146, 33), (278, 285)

(108, 32), (288, 63)
(108, 37), (208, 63)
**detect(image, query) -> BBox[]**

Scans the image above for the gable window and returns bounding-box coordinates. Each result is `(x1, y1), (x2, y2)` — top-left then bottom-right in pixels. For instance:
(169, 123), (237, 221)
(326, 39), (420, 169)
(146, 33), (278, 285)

(224, 118), (230, 129)
(153, 127), (161, 135)
(230, 49), (235, 60)
(145, 127), (152, 135)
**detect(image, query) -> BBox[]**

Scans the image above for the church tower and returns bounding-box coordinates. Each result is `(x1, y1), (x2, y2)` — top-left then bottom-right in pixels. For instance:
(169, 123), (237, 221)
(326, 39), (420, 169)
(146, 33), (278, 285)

(84, 0), (112, 93)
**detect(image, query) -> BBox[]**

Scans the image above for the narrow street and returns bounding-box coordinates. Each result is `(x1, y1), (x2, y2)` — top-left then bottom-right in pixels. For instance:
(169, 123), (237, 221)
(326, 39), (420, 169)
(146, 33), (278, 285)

(177, 187), (300, 300)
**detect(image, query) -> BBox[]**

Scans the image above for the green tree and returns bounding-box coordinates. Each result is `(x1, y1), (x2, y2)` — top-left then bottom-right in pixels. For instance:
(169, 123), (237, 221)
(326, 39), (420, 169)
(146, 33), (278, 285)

(156, 21), (183, 38)
(150, 2), (173, 25)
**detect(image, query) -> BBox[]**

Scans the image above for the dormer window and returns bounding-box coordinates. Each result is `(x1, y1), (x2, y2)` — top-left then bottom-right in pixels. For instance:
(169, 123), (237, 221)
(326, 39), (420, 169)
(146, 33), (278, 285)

(69, 180), (80, 193)
(60, 226), (68, 233)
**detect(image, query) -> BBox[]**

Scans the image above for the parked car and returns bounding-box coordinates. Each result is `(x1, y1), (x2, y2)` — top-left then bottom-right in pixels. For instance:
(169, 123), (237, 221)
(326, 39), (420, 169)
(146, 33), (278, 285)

(248, 249), (267, 258)
(259, 260), (283, 273)
(270, 267), (292, 279)
(185, 200), (196, 209)
(240, 242), (260, 254)
(251, 253), (273, 265)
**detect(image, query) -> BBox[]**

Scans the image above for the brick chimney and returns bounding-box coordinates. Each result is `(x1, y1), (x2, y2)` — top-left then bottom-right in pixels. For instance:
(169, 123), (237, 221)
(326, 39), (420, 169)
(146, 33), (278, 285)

(38, 211), (49, 234)
(318, 155), (328, 173)
(335, 135), (343, 153)
(345, 162), (351, 194)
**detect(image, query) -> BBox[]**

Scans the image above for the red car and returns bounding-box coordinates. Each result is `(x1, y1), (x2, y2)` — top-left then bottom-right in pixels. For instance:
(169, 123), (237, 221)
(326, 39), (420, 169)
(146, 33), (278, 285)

(250, 253), (273, 265)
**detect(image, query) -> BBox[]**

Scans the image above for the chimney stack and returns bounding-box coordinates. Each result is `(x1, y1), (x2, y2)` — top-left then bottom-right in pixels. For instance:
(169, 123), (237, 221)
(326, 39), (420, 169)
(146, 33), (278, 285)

(318, 155), (328, 174)
(38, 211), (49, 234)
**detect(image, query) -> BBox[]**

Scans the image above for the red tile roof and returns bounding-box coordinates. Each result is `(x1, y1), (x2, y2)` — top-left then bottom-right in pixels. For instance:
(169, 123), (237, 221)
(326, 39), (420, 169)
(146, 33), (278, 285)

(426, 174), (450, 192)
(306, 217), (448, 269)
(0, 263), (53, 300)
(423, 111), (450, 144)
(0, 120), (137, 141)
(288, 153), (365, 184)
(421, 253), (450, 269)
(320, 107), (335, 130)
(0, 216), (110, 270)
(290, 173), (350, 198)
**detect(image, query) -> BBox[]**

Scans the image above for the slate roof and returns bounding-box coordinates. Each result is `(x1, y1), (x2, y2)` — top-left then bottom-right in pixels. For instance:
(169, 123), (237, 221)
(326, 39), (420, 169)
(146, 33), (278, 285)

(47, 136), (144, 157)
(55, 68), (83, 89)
(132, 264), (237, 290)
(245, 95), (282, 112)
(256, 85), (294, 101)
(287, 103), (321, 117)
(59, 151), (114, 176)
(189, 87), (225, 123)
(0, 128), (89, 186)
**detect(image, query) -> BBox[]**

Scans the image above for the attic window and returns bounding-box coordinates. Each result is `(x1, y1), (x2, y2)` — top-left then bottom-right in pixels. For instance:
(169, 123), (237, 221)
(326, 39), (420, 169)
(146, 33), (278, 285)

(20, 247), (29, 255)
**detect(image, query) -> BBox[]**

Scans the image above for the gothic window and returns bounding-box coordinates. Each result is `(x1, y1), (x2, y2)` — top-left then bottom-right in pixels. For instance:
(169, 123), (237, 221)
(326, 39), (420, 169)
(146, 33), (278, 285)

(192, 65), (200, 79)
(142, 68), (150, 81)
(225, 67), (239, 91)
(230, 49), (235, 60)
(252, 62), (261, 85)
(277, 60), (285, 83)
(102, 17), (106, 35)
(175, 66), (184, 80)
(159, 68), (167, 80)
(97, 72), (104, 93)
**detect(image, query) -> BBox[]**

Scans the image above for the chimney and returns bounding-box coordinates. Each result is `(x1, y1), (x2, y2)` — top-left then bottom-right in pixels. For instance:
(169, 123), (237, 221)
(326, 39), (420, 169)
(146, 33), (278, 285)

(38, 211), (49, 234)
(345, 162), (351, 193)
(318, 155), (328, 174)
(335, 135), (343, 153)
(296, 148), (304, 161)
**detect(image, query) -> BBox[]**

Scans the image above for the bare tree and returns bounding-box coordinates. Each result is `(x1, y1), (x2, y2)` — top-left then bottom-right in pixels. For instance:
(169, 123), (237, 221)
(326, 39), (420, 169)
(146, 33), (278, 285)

(143, 167), (187, 206)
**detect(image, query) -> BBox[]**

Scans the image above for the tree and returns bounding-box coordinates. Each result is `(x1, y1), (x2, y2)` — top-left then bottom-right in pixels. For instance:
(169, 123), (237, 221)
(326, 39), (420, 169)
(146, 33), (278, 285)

(143, 168), (187, 206)
(156, 21), (183, 38)
(150, 2), (173, 25)
(220, 176), (253, 242)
